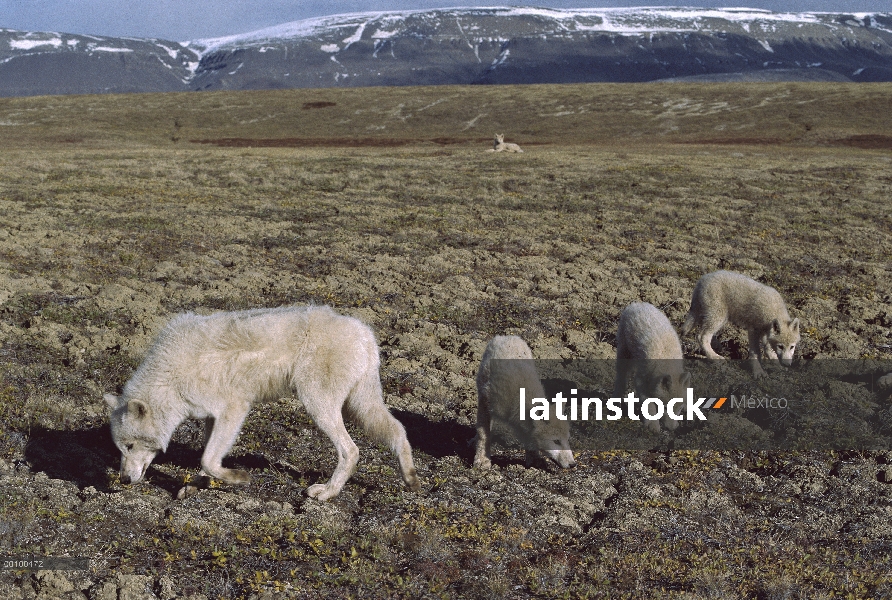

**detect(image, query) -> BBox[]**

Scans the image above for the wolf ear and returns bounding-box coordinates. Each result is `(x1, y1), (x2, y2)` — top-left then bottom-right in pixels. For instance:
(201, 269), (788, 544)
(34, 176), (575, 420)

(680, 371), (692, 388)
(103, 393), (120, 411)
(771, 319), (782, 335)
(790, 318), (800, 333)
(127, 399), (149, 420)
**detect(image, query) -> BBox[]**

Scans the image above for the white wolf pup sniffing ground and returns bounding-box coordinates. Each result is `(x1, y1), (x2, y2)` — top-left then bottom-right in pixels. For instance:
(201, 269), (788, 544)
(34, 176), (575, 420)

(681, 270), (800, 377)
(614, 302), (691, 432)
(487, 133), (524, 153)
(105, 305), (421, 501)
(474, 335), (575, 469)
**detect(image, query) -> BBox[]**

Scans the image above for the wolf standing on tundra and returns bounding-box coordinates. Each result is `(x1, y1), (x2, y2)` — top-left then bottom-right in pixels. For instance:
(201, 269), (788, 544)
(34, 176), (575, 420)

(681, 270), (800, 377)
(614, 302), (691, 432)
(474, 335), (575, 469)
(105, 305), (420, 501)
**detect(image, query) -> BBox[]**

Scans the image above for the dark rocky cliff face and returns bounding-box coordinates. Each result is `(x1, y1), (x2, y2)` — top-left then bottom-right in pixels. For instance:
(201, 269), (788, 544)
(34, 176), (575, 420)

(2, 8), (892, 97)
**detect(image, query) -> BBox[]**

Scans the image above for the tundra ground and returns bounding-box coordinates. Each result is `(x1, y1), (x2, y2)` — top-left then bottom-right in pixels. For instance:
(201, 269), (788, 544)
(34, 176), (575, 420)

(0, 83), (891, 598)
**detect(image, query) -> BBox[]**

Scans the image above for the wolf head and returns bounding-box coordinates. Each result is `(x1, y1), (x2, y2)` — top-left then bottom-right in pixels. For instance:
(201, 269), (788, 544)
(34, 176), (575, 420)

(768, 318), (800, 365)
(494, 133), (505, 145)
(641, 370), (692, 432)
(534, 418), (576, 469)
(104, 393), (166, 484)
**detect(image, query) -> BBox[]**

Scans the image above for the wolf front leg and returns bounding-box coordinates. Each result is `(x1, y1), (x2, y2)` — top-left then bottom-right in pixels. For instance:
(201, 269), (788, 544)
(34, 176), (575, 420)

(176, 416), (221, 499)
(198, 403), (253, 484)
(746, 329), (768, 378)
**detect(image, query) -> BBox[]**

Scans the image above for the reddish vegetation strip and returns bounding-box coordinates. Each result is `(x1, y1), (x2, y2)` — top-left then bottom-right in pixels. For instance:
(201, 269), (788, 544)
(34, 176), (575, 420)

(683, 137), (790, 146)
(190, 137), (494, 147)
(682, 135), (892, 148)
(834, 134), (892, 149)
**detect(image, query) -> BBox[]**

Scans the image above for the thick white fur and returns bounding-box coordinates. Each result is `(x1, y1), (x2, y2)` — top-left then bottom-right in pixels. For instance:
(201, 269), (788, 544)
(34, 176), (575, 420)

(681, 270), (800, 377)
(486, 133), (524, 153)
(614, 302), (691, 432)
(474, 335), (575, 469)
(104, 305), (420, 501)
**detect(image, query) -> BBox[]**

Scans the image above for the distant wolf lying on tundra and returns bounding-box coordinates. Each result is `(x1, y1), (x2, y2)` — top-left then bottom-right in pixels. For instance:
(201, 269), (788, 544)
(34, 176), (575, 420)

(614, 302), (691, 432)
(487, 133), (524, 153)
(681, 270), (800, 377)
(474, 335), (575, 469)
(105, 305), (420, 501)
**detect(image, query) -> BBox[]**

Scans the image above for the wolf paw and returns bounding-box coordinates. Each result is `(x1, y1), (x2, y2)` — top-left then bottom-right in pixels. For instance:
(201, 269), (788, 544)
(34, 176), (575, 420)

(176, 484), (200, 500)
(402, 470), (421, 492)
(472, 457), (492, 470)
(306, 483), (339, 501)
(216, 468), (251, 485)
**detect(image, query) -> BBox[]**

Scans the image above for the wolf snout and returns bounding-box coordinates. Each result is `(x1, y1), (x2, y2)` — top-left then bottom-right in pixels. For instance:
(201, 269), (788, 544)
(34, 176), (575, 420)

(556, 452), (577, 469)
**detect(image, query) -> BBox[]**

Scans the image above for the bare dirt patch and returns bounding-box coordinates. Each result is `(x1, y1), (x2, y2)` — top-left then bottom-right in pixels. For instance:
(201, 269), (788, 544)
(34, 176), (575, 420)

(301, 101), (337, 110)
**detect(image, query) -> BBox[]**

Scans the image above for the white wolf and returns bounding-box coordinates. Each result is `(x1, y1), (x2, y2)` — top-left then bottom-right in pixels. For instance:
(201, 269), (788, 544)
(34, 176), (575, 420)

(487, 133), (524, 153)
(681, 270), (800, 377)
(614, 302), (691, 432)
(104, 305), (421, 501)
(474, 335), (575, 469)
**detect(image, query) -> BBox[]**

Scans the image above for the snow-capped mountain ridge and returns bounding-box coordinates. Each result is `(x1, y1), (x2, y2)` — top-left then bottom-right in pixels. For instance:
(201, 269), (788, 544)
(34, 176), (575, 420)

(1, 7), (891, 97)
(190, 6), (892, 53)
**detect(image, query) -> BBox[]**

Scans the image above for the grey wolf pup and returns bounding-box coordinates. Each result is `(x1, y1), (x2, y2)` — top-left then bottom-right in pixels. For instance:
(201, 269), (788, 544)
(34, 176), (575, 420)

(105, 305), (420, 501)
(474, 335), (575, 469)
(614, 302), (691, 432)
(681, 270), (800, 377)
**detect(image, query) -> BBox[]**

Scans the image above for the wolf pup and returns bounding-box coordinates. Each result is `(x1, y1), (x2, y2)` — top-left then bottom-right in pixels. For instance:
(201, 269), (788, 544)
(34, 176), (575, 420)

(614, 302), (691, 432)
(474, 335), (575, 469)
(488, 133), (524, 153)
(682, 270), (800, 377)
(105, 305), (420, 501)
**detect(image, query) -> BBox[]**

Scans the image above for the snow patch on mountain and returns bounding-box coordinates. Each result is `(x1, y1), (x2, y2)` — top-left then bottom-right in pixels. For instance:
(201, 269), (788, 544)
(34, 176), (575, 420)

(10, 37), (63, 50)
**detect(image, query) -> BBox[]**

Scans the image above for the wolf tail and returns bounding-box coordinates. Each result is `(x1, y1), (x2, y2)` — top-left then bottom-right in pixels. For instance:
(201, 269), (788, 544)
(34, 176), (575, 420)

(344, 366), (420, 491)
(680, 312), (696, 336)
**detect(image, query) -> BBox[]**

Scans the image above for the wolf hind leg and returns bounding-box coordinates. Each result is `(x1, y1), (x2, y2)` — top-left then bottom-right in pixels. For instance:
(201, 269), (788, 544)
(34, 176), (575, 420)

(305, 403), (360, 501)
(697, 316), (727, 360)
(473, 393), (492, 469)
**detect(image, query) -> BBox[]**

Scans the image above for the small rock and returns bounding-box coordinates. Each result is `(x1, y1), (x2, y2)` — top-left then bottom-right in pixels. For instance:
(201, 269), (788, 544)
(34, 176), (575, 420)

(236, 499), (261, 512)
(35, 571), (75, 599)
(87, 581), (117, 600)
(157, 576), (176, 600)
(116, 574), (157, 600)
